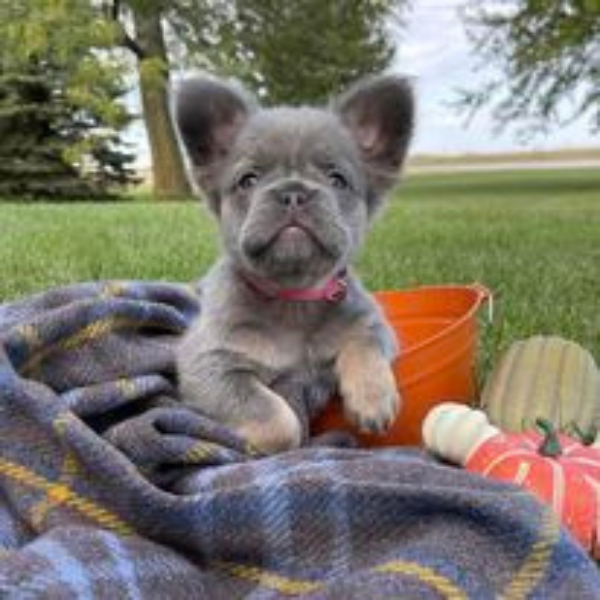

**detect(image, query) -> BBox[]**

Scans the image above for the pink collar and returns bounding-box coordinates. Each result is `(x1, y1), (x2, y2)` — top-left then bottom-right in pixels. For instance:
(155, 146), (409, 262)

(239, 270), (348, 303)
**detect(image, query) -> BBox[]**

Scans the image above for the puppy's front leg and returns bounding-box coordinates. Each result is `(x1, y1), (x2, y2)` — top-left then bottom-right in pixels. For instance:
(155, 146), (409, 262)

(232, 378), (303, 453)
(335, 337), (400, 434)
(178, 350), (302, 454)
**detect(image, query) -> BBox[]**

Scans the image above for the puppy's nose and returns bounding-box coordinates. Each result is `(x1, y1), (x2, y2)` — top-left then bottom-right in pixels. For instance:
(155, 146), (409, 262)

(276, 184), (313, 208)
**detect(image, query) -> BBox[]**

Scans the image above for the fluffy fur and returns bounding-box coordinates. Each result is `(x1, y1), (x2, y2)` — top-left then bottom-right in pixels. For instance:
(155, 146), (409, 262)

(175, 75), (414, 453)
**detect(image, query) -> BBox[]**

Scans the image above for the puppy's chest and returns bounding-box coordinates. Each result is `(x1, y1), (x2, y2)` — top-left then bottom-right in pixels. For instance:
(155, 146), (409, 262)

(242, 324), (338, 416)
(234, 322), (338, 373)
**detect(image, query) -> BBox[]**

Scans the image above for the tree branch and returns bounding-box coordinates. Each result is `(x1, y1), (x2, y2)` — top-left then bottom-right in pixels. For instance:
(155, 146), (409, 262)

(121, 33), (147, 59)
(109, 0), (146, 60)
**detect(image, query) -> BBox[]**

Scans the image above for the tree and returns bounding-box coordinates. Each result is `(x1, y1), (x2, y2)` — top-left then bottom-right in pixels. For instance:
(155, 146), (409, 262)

(201, 0), (401, 105)
(0, 72), (93, 199)
(0, 0), (137, 199)
(105, 0), (405, 197)
(106, 0), (194, 198)
(0, 70), (137, 199)
(460, 0), (600, 136)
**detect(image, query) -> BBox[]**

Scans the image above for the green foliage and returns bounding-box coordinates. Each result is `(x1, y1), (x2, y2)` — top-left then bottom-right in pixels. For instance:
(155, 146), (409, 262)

(460, 0), (600, 136)
(0, 72), (91, 199)
(0, 0), (138, 199)
(181, 0), (402, 105)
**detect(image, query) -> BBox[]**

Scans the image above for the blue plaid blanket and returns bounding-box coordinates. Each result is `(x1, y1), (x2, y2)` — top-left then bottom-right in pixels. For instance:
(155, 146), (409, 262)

(0, 280), (598, 599)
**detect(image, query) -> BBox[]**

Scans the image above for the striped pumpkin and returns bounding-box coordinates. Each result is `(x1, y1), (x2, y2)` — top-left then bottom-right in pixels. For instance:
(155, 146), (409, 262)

(423, 403), (600, 558)
(481, 336), (600, 437)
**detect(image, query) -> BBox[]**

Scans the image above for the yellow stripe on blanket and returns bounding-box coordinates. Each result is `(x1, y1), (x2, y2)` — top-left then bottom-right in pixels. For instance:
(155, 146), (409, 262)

(374, 560), (468, 599)
(16, 324), (43, 352)
(214, 557), (469, 598)
(30, 415), (82, 529)
(0, 458), (133, 536)
(182, 441), (222, 464)
(213, 560), (322, 595)
(100, 281), (128, 299)
(115, 377), (140, 398)
(21, 316), (170, 376)
(499, 507), (561, 600)
(30, 452), (80, 530)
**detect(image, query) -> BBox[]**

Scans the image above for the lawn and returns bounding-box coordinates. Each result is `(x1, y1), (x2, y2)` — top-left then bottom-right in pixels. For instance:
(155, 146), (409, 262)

(1, 168), (599, 377)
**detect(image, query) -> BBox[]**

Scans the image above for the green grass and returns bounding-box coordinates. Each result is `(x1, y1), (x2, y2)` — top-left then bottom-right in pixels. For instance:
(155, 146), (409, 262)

(1, 168), (599, 375)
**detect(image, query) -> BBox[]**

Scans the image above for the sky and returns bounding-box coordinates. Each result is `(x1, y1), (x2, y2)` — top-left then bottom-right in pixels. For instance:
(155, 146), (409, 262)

(396, 0), (597, 154)
(126, 0), (598, 167)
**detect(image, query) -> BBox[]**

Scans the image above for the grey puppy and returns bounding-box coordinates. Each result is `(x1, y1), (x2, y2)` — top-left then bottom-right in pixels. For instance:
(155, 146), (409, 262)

(175, 75), (414, 453)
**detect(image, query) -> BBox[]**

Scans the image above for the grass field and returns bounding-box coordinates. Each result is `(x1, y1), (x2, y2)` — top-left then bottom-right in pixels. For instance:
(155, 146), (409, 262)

(1, 168), (599, 378)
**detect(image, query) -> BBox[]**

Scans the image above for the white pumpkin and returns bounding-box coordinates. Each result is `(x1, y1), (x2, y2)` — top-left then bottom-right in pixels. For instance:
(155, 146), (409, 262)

(481, 336), (600, 435)
(422, 402), (501, 465)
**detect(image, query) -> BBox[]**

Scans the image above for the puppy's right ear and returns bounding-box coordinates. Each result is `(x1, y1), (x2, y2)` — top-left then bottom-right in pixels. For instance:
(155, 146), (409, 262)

(176, 77), (254, 211)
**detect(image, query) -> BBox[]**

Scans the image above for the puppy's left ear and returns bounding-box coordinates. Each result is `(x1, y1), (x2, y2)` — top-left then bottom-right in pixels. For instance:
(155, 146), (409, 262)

(335, 75), (414, 206)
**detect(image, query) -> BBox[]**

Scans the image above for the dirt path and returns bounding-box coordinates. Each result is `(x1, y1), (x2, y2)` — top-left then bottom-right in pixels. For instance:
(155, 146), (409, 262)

(408, 159), (600, 174)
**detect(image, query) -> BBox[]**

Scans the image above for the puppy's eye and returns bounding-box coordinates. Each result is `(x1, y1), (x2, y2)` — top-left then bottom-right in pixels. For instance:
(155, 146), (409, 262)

(327, 170), (349, 190)
(237, 171), (259, 190)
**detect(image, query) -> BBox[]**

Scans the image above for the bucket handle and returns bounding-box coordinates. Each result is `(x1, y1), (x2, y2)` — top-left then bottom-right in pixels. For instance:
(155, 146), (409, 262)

(470, 283), (494, 324)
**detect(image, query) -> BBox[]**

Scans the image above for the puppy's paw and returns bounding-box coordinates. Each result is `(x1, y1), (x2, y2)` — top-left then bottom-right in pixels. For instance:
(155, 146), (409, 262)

(234, 388), (302, 454)
(339, 355), (401, 435)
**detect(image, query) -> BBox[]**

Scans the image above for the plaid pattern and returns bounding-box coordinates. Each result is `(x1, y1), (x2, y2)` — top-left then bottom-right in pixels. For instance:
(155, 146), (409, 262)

(0, 280), (598, 599)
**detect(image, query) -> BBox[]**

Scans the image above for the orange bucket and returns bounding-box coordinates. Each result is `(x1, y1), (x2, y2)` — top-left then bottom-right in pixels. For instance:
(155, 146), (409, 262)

(313, 283), (492, 446)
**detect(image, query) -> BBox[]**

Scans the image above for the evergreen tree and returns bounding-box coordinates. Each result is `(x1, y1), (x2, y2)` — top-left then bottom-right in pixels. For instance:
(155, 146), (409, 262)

(0, 71), (89, 198)
(0, 1), (137, 200)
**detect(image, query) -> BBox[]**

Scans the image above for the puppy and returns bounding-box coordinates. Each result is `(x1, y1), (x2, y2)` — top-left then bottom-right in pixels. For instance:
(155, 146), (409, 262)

(175, 75), (414, 453)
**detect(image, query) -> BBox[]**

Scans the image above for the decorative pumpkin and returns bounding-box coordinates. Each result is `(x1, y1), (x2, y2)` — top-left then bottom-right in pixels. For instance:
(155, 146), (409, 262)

(481, 336), (600, 438)
(423, 402), (600, 558)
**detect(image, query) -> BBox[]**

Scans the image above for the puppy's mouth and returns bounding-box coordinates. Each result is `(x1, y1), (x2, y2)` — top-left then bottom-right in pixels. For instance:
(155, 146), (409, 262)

(276, 222), (317, 244)
(244, 219), (331, 259)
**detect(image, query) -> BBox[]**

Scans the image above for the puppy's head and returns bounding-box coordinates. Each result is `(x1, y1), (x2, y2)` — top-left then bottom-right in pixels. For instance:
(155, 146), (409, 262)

(176, 75), (413, 286)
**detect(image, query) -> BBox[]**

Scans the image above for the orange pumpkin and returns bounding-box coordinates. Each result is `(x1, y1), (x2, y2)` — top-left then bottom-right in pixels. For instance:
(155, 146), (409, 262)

(423, 403), (600, 558)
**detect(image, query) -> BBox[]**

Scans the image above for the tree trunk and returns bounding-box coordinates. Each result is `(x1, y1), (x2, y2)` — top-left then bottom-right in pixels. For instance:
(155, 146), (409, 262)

(132, 8), (191, 198)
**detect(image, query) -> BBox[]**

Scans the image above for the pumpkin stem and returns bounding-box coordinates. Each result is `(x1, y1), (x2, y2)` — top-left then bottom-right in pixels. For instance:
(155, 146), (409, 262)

(571, 422), (597, 446)
(536, 418), (562, 457)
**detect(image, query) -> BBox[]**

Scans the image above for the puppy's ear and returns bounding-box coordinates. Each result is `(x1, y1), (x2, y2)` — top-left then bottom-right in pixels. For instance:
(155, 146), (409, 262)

(334, 75), (414, 209)
(176, 77), (255, 212)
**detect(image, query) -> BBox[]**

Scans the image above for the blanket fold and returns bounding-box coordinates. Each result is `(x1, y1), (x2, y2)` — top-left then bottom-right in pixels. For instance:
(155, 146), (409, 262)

(0, 280), (598, 599)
